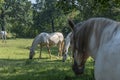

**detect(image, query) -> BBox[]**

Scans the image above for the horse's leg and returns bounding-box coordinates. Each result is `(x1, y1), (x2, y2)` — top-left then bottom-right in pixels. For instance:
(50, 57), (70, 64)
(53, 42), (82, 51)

(60, 41), (64, 57)
(61, 41), (64, 56)
(2, 33), (5, 43)
(4, 35), (6, 43)
(46, 44), (51, 58)
(58, 42), (62, 57)
(2, 35), (4, 43)
(39, 44), (42, 59)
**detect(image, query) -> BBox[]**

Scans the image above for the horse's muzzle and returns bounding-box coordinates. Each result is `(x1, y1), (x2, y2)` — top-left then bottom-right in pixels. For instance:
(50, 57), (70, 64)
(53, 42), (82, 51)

(29, 57), (33, 59)
(72, 63), (85, 75)
(29, 55), (33, 59)
(62, 54), (67, 62)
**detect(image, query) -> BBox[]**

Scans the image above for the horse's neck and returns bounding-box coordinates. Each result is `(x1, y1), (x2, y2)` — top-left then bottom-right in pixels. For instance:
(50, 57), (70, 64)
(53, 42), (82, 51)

(65, 32), (71, 48)
(88, 32), (99, 60)
(65, 38), (70, 50)
(31, 37), (41, 51)
(88, 24), (120, 60)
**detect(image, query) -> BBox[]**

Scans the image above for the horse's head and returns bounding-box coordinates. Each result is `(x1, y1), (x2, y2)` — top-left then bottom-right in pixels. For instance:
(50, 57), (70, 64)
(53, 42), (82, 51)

(68, 19), (89, 75)
(62, 39), (68, 62)
(62, 48), (68, 62)
(29, 48), (35, 59)
(62, 32), (72, 62)
(71, 32), (88, 75)
(71, 49), (89, 75)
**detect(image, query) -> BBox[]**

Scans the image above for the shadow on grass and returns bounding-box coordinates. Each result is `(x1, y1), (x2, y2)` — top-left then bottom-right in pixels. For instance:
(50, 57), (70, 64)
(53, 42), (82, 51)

(0, 58), (95, 80)
(0, 68), (71, 80)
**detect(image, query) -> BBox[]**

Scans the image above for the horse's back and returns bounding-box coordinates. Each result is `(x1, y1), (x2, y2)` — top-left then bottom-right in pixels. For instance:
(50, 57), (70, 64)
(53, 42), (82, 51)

(0, 31), (7, 34)
(95, 35), (120, 80)
(49, 32), (64, 44)
(39, 32), (49, 44)
(33, 32), (49, 45)
(34, 32), (64, 45)
(54, 32), (64, 41)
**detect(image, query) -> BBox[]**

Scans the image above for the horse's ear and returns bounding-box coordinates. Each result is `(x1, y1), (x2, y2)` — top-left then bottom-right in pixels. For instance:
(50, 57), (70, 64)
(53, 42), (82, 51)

(68, 19), (75, 30)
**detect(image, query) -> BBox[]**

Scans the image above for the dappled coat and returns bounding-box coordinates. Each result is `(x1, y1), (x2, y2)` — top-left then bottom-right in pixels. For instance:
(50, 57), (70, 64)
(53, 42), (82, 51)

(29, 32), (64, 59)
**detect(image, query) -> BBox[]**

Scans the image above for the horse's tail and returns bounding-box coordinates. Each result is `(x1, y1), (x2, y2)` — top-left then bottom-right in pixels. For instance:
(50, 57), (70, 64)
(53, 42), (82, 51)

(68, 19), (75, 29)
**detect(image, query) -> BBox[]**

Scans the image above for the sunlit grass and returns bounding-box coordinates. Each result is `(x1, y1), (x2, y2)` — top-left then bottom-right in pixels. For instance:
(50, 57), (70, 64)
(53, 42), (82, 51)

(0, 38), (94, 80)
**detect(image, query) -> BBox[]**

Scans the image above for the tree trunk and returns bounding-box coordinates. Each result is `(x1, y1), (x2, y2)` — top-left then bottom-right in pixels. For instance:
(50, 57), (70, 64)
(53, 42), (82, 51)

(1, 8), (5, 31)
(51, 18), (55, 32)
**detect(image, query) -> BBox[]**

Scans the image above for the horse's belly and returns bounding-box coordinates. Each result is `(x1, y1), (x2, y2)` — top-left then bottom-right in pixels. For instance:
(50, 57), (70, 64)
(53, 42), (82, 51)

(95, 41), (120, 80)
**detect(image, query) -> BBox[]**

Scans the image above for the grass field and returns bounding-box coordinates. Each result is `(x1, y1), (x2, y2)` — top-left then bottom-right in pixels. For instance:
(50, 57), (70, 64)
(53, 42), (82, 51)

(0, 39), (95, 80)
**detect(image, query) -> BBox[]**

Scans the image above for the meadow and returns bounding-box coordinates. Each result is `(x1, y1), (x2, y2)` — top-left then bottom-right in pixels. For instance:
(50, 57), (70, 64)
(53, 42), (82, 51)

(0, 39), (94, 80)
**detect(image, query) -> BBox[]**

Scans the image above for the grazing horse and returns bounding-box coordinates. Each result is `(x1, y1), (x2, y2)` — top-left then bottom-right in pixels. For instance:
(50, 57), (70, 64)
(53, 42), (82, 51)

(62, 22), (83, 62)
(62, 32), (72, 62)
(69, 18), (120, 80)
(0, 31), (7, 43)
(29, 32), (64, 59)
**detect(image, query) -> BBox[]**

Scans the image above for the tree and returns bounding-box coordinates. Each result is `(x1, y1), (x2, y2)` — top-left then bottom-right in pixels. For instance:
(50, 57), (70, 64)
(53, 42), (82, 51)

(0, 0), (33, 37)
(32, 0), (67, 34)
(57, 0), (120, 21)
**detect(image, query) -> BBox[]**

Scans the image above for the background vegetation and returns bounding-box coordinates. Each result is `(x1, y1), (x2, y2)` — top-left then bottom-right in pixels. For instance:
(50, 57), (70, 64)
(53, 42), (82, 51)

(0, 0), (120, 38)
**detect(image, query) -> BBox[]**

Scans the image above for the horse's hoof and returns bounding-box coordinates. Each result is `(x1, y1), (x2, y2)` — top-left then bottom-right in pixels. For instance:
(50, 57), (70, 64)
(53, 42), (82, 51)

(62, 60), (65, 62)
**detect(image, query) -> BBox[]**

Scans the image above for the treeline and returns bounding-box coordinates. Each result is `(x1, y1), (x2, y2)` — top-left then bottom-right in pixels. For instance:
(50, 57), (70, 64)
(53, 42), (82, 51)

(0, 0), (120, 38)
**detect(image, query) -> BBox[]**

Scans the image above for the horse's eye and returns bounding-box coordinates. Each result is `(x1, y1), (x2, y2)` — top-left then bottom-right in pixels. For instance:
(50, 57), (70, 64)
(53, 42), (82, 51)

(70, 40), (73, 44)
(64, 50), (66, 52)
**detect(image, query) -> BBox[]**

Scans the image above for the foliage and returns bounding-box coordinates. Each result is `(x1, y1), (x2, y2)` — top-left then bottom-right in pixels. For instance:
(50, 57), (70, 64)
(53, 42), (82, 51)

(57, 0), (120, 21)
(0, 0), (33, 37)
(32, 0), (67, 35)
(0, 0), (120, 38)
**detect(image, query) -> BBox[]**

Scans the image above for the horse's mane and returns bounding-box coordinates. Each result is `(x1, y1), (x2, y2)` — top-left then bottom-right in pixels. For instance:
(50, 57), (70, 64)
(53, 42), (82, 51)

(64, 32), (72, 47)
(74, 18), (119, 54)
(30, 32), (49, 50)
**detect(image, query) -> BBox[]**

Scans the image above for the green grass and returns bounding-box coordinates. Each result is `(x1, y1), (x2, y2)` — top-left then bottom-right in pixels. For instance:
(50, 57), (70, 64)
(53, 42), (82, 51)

(0, 39), (95, 80)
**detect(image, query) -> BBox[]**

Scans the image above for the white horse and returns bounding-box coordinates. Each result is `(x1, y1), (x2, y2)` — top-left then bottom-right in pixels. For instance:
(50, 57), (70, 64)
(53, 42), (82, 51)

(62, 32), (72, 62)
(29, 32), (64, 59)
(62, 22), (83, 62)
(69, 18), (120, 80)
(0, 31), (7, 43)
